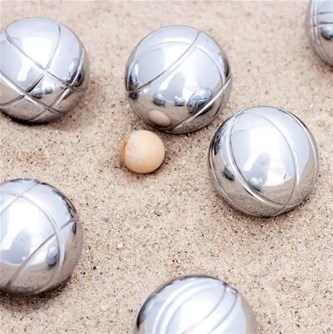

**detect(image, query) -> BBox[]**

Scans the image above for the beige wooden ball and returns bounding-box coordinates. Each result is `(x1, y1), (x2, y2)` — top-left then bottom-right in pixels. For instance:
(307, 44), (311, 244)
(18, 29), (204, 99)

(121, 130), (165, 174)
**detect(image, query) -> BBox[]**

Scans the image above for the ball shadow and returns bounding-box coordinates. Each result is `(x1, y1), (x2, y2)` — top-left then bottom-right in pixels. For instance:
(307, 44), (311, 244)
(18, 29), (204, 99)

(0, 82), (100, 132)
(0, 277), (71, 312)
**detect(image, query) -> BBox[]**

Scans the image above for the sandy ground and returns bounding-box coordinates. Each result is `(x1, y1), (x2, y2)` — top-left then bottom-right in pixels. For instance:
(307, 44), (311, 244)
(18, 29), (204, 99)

(0, 1), (332, 333)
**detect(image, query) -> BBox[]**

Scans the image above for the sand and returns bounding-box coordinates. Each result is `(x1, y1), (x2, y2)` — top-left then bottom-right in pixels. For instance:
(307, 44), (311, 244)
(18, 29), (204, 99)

(0, 1), (332, 333)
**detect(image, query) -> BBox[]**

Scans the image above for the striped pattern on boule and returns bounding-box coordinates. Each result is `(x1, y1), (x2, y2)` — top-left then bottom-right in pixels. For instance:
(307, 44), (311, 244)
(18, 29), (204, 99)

(209, 106), (319, 217)
(125, 25), (232, 134)
(306, 0), (333, 65)
(0, 17), (89, 123)
(0, 178), (83, 295)
(134, 275), (258, 334)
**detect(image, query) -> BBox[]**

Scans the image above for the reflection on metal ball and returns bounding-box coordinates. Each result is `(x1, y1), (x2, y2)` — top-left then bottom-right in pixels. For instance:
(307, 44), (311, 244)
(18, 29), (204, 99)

(0, 17), (90, 123)
(209, 106), (319, 217)
(306, 0), (333, 65)
(125, 25), (232, 134)
(134, 275), (258, 334)
(0, 178), (83, 295)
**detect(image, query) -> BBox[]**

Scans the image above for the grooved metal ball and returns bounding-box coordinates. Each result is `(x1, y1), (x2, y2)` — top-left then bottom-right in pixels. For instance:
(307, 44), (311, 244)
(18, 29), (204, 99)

(125, 25), (232, 134)
(209, 106), (319, 217)
(134, 275), (258, 334)
(0, 178), (83, 295)
(306, 0), (333, 66)
(0, 17), (90, 123)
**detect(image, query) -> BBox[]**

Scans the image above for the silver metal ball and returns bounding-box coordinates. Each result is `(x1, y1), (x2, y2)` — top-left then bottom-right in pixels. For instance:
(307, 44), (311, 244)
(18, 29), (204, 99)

(125, 25), (232, 134)
(306, 0), (333, 66)
(209, 106), (319, 217)
(0, 178), (83, 295)
(134, 275), (258, 334)
(0, 17), (90, 123)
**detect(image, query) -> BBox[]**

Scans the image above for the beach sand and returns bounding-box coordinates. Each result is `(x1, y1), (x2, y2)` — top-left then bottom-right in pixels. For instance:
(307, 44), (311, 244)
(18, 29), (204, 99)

(0, 1), (332, 333)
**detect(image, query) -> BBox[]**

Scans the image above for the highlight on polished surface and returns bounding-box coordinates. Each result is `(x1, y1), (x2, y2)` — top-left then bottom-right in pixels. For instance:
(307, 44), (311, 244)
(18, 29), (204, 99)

(306, 0), (333, 66)
(125, 25), (232, 134)
(0, 178), (83, 295)
(0, 17), (90, 123)
(133, 275), (258, 334)
(208, 106), (319, 217)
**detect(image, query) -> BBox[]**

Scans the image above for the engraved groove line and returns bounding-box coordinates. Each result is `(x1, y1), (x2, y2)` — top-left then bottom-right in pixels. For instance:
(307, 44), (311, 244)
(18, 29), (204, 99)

(5, 218), (75, 290)
(181, 282), (229, 333)
(154, 279), (204, 333)
(0, 73), (44, 107)
(228, 111), (299, 213)
(285, 112), (319, 186)
(1, 25), (84, 120)
(69, 40), (85, 87)
(3, 191), (66, 290)
(226, 112), (284, 211)
(3, 29), (84, 93)
(313, 1), (332, 63)
(128, 40), (197, 92)
(208, 139), (238, 214)
(0, 180), (39, 215)
(313, 21), (333, 26)
(310, 1), (327, 63)
(162, 283), (223, 333)
(246, 110), (300, 215)
(210, 292), (240, 332)
(49, 40), (86, 109)
(153, 279), (212, 333)
(23, 23), (64, 121)
(172, 76), (232, 132)
(3, 29), (84, 92)
(23, 41), (84, 122)
(0, 72), (62, 115)
(208, 135), (247, 214)
(129, 31), (201, 93)
(158, 280), (227, 334)
(26, 41), (86, 122)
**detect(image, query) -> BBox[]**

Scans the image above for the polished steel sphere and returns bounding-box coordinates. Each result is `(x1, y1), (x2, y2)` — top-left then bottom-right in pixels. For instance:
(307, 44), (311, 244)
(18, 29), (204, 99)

(306, 0), (333, 66)
(0, 178), (83, 295)
(134, 275), (258, 334)
(125, 25), (232, 134)
(209, 106), (319, 217)
(0, 17), (90, 123)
